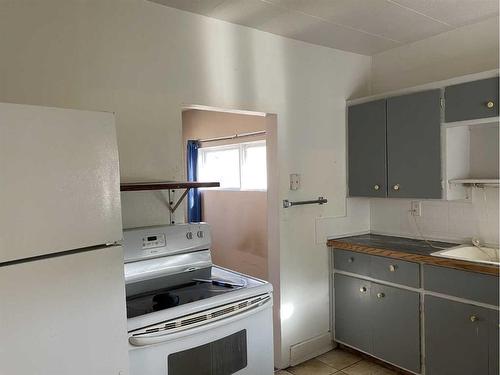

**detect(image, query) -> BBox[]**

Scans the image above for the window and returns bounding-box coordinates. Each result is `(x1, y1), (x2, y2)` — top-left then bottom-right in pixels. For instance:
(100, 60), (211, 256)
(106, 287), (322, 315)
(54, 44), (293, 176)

(198, 140), (267, 191)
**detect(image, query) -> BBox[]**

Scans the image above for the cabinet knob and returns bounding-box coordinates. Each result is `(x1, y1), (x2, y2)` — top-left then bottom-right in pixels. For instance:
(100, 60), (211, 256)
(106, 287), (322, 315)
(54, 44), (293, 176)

(377, 292), (385, 299)
(392, 184), (400, 191)
(389, 264), (397, 272)
(359, 286), (367, 293)
(348, 257), (354, 263)
(486, 101), (495, 109)
(470, 315), (479, 322)
(373, 184), (380, 191)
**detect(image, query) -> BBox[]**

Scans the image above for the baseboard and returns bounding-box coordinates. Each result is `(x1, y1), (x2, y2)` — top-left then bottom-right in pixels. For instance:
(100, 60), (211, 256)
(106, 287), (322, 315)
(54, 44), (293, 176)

(289, 332), (335, 366)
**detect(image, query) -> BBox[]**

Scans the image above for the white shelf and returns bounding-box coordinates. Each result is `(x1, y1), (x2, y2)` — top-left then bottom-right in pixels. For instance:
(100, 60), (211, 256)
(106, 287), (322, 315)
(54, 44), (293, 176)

(449, 179), (500, 187)
(442, 117), (499, 128)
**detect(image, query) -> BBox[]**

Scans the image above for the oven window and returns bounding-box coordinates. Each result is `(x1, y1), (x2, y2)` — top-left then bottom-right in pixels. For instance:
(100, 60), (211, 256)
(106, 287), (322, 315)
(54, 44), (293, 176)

(168, 330), (247, 375)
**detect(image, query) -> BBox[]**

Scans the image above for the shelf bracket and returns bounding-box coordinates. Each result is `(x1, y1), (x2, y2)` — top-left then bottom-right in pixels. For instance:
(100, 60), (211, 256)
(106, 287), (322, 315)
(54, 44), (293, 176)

(165, 188), (191, 214)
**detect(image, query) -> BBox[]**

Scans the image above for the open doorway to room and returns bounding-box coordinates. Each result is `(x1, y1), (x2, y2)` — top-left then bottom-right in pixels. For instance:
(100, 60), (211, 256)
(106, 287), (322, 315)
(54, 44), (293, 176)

(182, 107), (275, 282)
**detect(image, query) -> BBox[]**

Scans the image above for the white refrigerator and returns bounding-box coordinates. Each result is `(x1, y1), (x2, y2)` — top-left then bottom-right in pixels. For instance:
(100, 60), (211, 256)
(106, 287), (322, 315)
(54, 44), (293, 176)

(0, 103), (129, 375)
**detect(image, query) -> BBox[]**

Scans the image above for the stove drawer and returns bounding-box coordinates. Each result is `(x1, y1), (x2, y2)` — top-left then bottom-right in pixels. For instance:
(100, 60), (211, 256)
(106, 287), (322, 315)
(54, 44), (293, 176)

(168, 330), (247, 374)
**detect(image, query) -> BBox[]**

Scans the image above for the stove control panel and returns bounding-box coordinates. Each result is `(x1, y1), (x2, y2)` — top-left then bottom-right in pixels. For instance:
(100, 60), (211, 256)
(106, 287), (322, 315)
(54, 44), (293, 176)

(142, 233), (166, 250)
(123, 223), (212, 263)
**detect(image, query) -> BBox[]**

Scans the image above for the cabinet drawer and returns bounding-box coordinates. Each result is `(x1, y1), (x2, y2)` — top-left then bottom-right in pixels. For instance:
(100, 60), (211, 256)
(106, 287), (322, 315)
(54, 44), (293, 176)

(370, 255), (420, 288)
(333, 249), (370, 275)
(424, 264), (499, 305)
(445, 77), (499, 122)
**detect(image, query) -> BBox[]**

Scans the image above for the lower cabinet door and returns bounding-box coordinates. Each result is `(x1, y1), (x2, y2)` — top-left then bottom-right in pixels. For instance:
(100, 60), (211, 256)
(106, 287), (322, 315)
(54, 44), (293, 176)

(371, 283), (421, 373)
(488, 308), (499, 375)
(425, 296), (490, 375)
(334, 274), (372, 353)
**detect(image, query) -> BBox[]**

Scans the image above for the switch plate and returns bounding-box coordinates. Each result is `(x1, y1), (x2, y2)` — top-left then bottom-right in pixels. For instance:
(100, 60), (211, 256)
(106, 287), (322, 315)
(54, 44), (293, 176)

(290, 174), (301, 190)
(410, 201), (421, 216)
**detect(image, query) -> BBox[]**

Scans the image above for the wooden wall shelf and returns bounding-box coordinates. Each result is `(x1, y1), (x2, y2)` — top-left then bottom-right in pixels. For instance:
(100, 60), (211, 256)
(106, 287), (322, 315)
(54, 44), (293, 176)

(120, 181), (220, 191)
(120, 181), (220, 216)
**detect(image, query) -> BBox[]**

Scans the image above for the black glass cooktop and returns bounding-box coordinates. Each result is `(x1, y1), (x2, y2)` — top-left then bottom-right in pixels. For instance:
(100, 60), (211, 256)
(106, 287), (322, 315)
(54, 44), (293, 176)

(126, 281), (240, 319)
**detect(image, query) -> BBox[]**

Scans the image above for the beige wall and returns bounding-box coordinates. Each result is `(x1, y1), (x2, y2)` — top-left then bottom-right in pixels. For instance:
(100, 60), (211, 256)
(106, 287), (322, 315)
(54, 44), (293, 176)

(203, 190), (268, 280)
(371, 16), (499, 94)
(183, 109), (266, 145)
(368, 15), (499, 247)
(182, 109), (268, 280)
(0, 1), (372, 366)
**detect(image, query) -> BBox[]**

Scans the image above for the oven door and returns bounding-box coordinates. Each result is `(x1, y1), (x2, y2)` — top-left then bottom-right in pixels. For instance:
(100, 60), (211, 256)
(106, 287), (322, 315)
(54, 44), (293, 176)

(128, 294), (273, 375)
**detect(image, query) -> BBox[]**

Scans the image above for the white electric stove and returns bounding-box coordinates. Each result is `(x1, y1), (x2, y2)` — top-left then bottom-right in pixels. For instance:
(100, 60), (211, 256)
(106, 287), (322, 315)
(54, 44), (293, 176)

(123, 223), (274, 375)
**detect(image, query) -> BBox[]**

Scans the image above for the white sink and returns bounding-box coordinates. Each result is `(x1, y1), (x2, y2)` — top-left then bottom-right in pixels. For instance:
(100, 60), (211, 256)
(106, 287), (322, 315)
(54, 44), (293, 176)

(431, 245), (499, 266)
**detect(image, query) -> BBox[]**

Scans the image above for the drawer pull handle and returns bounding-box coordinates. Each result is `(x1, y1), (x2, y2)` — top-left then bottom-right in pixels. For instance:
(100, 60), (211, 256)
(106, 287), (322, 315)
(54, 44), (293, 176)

(373, 184), (380, 191)
(359, 286), (367, 293)
(470, 315), (479, 322)
(348, 257), (354, 263)
(393, 184), (400, 191)
(486, 101), (495, 109)
(389, 264), (397, 272)
(377, 292), (385, 299)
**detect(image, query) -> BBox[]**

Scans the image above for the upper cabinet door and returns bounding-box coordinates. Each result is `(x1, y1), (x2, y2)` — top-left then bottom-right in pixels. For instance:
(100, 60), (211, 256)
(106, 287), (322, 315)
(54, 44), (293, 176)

(445, 77), (499, 122)
(387, 90), (442, 199)
(348, 100), (387, 197)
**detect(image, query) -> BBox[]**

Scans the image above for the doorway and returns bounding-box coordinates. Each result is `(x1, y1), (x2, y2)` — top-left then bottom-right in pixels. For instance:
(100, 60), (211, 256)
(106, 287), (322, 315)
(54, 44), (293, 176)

(182, 108), (270, 280)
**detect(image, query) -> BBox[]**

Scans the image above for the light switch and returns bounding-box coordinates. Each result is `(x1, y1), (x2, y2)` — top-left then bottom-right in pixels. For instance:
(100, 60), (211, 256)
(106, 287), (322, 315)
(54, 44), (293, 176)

(290, 174), (301, 190)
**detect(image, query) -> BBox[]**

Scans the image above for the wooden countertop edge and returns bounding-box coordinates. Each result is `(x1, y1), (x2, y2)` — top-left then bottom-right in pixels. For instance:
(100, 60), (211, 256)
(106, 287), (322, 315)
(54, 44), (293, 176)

(327, 239), (499, 276)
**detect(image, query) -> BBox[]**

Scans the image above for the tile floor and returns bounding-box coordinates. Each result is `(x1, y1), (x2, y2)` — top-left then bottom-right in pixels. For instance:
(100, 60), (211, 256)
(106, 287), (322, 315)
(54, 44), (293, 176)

(276, 348), (399, 375)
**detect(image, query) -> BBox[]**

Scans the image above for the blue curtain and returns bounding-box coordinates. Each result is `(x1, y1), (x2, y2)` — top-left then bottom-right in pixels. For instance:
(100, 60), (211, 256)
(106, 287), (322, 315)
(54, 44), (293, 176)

(187, 140), (201, 222)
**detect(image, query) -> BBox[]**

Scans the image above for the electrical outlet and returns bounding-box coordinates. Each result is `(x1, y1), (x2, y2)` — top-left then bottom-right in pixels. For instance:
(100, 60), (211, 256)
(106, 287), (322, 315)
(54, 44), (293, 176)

(410, 201), (421, 216)
(290, 173), (301, 190)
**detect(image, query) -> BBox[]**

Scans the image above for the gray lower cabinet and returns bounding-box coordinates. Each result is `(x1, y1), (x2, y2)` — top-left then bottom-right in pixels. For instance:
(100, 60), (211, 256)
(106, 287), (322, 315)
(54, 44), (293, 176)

(488, 309), (499, 375)
(334, 274), (420, 373)
(334, 274), (372, 353)
(347, 100), (387, 197)
(371, 283), (420, 373)
(386, 89), (442, 199)
(425, 295), (498, 375)
(445, 77), (499, 122)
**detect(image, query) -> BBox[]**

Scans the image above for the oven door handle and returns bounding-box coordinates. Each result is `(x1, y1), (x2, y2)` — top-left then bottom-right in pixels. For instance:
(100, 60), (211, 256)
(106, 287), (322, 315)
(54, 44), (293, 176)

(129, 295), (272, 347)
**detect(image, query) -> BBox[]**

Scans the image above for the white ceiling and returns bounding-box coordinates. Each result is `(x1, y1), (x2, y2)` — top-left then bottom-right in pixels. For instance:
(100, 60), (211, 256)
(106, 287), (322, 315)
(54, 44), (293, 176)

(149, 0), (499, 55)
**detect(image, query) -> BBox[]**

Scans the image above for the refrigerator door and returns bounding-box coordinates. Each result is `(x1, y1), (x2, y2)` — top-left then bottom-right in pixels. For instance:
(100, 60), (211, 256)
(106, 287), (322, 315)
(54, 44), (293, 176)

(0, 103), (122, 263)
(0, 246), (129, 375)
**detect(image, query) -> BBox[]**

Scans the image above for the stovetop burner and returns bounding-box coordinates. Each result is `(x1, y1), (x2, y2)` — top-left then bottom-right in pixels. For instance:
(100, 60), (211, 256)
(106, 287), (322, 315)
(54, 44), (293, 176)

(126, 280), (242, 319)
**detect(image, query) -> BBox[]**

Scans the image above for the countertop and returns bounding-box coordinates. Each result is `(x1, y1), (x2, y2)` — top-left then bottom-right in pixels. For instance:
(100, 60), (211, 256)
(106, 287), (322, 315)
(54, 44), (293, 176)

(327, 234), (499, 276)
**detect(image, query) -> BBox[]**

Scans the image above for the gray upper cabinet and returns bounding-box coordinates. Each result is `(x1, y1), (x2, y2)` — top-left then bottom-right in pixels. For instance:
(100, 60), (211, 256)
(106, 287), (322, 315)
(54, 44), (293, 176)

(348, 100), (387, 197)
(348, 90), (441, 199)
(425, 296), (492, 375)
(386, 90), (442, 199)
(445, 77), (499, 122)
